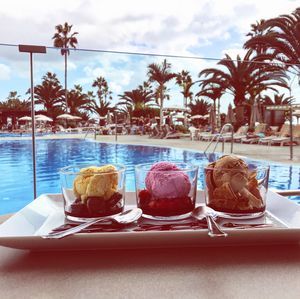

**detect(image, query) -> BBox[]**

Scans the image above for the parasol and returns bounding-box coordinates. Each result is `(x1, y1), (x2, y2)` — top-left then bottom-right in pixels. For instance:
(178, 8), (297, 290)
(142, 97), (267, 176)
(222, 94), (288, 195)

(250, 100), (262, 129)
(225, 104), (236, 124)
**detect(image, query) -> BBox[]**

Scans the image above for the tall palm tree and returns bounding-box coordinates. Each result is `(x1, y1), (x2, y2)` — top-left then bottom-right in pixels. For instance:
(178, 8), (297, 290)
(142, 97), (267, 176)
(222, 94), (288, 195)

(91, 77), (114, 121)
(246, 19), (266, 38)
(197, 82), (224, 128)
(31, 72), (65, 119)
(147, 59), (177, 127)
(197, 50), (289, 125)
(246, 20), (271, 55)
(92, 76), (112, 102)
(176, 70), (194, 107)
(52, 22), (78, 111)
(244, 8), (300, 78)
(6, 91), (20, 101)
(67, 85), (94, 116)
(118, 82), (156, 119)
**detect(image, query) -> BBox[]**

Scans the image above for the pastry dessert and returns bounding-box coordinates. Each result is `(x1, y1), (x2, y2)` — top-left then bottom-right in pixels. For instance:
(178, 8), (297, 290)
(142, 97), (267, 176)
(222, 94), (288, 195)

(205, 155), (265, 214)
(137, 162), (194, 217)
(65, 165), (123, 218)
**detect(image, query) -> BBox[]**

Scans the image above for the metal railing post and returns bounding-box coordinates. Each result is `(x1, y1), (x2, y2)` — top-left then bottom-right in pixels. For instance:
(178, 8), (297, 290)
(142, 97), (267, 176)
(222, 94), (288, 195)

(19, 45), (46, 200)
(204, 123), (234, 155)
(289, 105), (293, 160)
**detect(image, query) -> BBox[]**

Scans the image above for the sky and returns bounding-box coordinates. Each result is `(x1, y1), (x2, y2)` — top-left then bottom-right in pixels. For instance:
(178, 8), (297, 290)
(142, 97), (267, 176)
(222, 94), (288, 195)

(0, 0), (300, 113)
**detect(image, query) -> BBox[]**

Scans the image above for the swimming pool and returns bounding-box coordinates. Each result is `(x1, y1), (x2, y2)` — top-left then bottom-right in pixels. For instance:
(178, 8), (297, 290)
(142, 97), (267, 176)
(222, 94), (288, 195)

(0, 138), (299, 214)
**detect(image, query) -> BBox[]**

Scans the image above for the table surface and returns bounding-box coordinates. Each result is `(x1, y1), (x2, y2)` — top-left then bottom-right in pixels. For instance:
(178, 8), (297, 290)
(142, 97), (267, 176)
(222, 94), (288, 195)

(0, 214), (300, 299)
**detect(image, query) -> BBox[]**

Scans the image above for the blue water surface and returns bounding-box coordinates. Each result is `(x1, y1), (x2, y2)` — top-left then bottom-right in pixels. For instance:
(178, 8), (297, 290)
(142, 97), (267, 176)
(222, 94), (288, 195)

(0, 138), (299, 214)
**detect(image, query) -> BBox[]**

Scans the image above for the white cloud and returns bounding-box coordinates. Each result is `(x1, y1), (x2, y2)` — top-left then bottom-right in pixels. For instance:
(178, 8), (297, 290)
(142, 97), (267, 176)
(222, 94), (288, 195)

(1, 0), (297, 55)
(0, 64), (11, 80)
(1, 0), (299, 105)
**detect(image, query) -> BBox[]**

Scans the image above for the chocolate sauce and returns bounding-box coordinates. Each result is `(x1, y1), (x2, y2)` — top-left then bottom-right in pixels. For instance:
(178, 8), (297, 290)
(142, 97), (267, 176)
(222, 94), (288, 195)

(49, 217), (208, 234)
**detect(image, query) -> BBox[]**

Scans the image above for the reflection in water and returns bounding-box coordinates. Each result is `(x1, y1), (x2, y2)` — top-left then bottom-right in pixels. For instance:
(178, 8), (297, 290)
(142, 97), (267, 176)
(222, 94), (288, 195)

(0, 139), (299, 214)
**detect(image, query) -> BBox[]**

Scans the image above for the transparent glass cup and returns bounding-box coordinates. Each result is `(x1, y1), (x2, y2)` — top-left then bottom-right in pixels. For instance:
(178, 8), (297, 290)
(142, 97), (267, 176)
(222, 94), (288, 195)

(60, 164), (126, 222)
(204, 164), (270, 219)
(135, 162), (199, 220)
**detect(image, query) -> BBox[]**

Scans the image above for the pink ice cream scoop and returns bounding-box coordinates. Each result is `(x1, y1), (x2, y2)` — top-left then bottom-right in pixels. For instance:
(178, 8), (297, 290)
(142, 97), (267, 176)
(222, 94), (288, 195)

(145, 162), (191, 198)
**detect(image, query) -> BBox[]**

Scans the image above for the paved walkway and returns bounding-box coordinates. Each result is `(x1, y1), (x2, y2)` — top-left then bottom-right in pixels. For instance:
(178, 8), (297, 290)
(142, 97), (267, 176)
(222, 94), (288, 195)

(93, 134), (300, 165)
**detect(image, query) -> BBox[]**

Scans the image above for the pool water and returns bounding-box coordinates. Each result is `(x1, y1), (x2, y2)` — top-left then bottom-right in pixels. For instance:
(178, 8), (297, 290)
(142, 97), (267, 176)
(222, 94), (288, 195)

(0, 138), (299, 214)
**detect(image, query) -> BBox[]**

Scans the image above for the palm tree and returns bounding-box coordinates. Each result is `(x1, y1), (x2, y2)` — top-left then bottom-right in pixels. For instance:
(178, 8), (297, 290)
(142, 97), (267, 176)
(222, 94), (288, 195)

(188, 98), (210, 116)
(92, 76), (112, 102)
(247, 20), (266, 38)
(118, 82), (156, 119)
(262, 93), (294, 106)
(147, 59), (177, 127)
(67, 85), (94, 116)
(262, 94), (294, 126)
(31, 72), (65, 119)
(6, 91), (20, 101)
(0, 92), (31, 127)
(244, 8), (300, 78)
(52, 22), (78, 111)
(197, 50), (289, 126)
(176, 70), (194, 107)
(91, 77), (114, 122)
(93, 98), (114, 124)
(0, 91), (30, 111)
(188, 98), (210, 126)
(197, 82), (224, 128)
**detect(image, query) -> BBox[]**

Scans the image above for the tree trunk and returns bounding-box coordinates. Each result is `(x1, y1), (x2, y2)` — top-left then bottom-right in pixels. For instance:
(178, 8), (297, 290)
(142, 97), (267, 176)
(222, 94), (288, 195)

(235, 105), (245, 129)
(65, 52), (68, 112)
(217, 98), (221, 129)
(160, 98), (164, 129)
(160, 86), (164, 128)
(212, 99), (216, 133)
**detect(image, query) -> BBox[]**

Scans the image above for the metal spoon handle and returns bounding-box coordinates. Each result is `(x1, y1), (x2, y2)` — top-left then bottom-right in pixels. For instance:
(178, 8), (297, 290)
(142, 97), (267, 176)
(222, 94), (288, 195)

(206, 215), (228, 238)
(41, 218), (108, 239)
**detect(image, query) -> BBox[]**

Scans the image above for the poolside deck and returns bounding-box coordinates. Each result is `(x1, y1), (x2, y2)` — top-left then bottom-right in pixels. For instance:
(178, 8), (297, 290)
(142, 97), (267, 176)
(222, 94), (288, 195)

(95, 135), (300, 165)
(1, 133), (299, 165)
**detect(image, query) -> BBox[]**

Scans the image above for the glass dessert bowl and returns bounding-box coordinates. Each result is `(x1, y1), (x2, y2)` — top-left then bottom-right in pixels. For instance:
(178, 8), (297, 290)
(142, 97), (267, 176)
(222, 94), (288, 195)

(60, 164), (126, 222)
(204, 155), (269, 219)
(135, 162), (199, 220)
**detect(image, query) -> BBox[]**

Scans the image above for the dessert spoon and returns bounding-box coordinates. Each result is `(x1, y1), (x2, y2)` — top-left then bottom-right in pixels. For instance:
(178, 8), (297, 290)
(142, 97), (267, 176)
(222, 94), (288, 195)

(192, 206), (228, 238)
(42, 208), (143, 239)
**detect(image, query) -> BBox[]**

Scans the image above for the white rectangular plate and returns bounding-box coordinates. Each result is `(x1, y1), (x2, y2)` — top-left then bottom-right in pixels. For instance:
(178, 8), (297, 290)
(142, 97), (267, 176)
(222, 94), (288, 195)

(0, 191), (299, 250)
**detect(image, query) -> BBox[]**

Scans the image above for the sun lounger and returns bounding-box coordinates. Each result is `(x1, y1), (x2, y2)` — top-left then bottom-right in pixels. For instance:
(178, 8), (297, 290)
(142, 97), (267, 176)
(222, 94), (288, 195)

(254, 123), (267, 135)
(163, 132), (181, 139)
(161, 125), (180, 139)
(199, 132), (219, 141)
(221, 125), (248, 143)
(240, 136), (261, 144)
(269, 124), (300, 146)
(218, 132), (234, 142)
(232, 126), (248, 142)
(258, 124), (290, 146)
(66, 127), (83, 133)
(270, 136), (290, 146)
(258, 136), (274, 146)
(188, 126), (198, 140)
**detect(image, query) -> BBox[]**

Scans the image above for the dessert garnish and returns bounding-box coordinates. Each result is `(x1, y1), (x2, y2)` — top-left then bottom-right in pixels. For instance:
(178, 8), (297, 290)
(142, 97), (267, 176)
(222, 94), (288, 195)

(66, 165), (123, 218)
(138, 162), (194, 217)
(206, 155), (265, 214)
